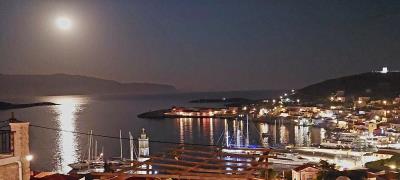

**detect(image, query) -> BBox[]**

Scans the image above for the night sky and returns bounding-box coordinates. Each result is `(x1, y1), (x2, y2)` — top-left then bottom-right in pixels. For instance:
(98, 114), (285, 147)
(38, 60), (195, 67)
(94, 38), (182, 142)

(1, 0), (400, 91)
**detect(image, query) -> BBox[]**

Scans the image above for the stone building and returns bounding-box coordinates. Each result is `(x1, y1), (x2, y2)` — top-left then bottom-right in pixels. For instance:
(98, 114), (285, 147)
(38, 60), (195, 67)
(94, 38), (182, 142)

(0, 114), (31, 180)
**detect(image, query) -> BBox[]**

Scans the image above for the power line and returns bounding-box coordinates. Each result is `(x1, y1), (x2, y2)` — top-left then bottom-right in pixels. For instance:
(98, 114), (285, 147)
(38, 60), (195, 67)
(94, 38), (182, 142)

(29, 124), (218, 147)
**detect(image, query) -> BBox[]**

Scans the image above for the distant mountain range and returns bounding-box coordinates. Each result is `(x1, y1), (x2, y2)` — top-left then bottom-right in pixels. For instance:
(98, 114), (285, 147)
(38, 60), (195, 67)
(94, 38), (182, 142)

(0, 73), (177, 97)
(296, 72), (400, 100)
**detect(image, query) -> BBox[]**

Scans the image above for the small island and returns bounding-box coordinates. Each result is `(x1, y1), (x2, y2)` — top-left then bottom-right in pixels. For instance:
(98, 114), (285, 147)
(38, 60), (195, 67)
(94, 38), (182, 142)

(0, 101), (58, 110)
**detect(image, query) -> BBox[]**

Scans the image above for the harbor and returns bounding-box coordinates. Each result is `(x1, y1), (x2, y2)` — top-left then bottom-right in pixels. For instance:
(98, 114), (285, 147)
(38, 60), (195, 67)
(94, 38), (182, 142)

(2, 90), (400, 179)
(62, 111), (395, 178)
(2, 0), (400, 179)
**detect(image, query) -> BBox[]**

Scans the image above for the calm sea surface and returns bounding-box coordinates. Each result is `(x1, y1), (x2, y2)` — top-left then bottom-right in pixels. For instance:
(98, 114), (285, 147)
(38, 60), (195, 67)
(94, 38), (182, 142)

(0, 90), (325, 173)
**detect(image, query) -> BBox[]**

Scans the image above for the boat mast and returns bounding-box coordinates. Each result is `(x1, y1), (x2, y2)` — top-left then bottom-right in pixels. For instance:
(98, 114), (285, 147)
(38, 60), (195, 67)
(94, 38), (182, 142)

(224, 119), (229, 147)
(129, 131), (134, 161)
(236, 125), (241, 147)
(274, 119), (277, 145)
(88, 130), (92, 162)
(95, 140), (98, 160)
(101, 146), (104, 158)
(246, 114), (249, 147)
(91, 131), (94, 161)
(120, 129), (123, 160)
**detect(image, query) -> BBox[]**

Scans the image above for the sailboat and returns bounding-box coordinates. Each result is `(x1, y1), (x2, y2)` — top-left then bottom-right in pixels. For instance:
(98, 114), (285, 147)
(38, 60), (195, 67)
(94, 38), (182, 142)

(129, 131), (138, 161)
(68, 130), (105, 170)
(69, 129), (141, 172)
(108, 130), (126, 164)
(108, 130), (139, 165)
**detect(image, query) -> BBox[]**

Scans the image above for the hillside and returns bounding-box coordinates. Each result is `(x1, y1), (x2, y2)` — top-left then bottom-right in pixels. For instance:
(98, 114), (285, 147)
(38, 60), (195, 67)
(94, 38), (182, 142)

(0, 73), (177, 96)
(296, 72), (400, 100)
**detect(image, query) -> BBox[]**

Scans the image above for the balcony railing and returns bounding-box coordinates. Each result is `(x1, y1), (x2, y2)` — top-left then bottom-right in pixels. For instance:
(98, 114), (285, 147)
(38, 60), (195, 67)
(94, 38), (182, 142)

(0, 130), (14, 155)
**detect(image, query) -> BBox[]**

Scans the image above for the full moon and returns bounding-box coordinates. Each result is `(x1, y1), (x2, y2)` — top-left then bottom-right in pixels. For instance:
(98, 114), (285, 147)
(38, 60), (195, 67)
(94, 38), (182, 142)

(55, 16), (72, 30)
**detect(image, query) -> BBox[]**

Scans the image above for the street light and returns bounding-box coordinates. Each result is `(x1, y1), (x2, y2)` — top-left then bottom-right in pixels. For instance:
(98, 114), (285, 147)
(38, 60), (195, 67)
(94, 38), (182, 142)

(26, 154), (33, 161)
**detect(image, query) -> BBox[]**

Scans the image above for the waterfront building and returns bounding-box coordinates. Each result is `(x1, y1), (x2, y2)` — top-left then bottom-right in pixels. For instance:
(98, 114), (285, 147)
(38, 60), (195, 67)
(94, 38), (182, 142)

(291, 163), (320, 180)
(354, 99), (368, 108)
(359, 97), (372, 102)
(167, 107), (230, 118)
(367, 121), (378, 135)
(393, 97), (400, 104)
(0, 114), (31, 180)
(337, 120), (349, 129)
(389, 119), (400, 130)
(328, 91), (347, 103)
(335, 91), (345, 97)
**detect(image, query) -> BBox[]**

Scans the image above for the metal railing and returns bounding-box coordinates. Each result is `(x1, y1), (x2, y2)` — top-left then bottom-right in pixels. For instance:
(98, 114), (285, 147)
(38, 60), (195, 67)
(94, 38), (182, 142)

(0, 130), (14, 155)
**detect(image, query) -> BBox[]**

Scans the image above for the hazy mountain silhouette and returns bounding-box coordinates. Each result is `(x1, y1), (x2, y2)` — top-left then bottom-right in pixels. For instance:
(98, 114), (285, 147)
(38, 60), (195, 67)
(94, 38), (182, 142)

(297, 72), (400, 100)
(0, 73), (177, 97)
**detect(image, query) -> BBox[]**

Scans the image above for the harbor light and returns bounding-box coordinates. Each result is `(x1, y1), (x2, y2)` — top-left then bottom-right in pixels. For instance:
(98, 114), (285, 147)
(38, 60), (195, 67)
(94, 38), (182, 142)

(296, 99), (300, 103)
(330, 97), (334, 101)
(26, 154), (34, 161)
(389, 164), (396, 169)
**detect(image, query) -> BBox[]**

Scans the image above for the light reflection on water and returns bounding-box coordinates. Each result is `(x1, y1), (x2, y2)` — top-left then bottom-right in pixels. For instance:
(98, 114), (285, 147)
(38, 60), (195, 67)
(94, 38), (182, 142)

(44, 96), (88, 173)
(174, 118), (387, 169)
(175, 118), (325, 148)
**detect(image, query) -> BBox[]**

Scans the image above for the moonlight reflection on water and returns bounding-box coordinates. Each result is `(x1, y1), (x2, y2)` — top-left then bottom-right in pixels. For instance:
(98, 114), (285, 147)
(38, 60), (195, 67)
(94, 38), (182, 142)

(48, 96), (87, 173)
